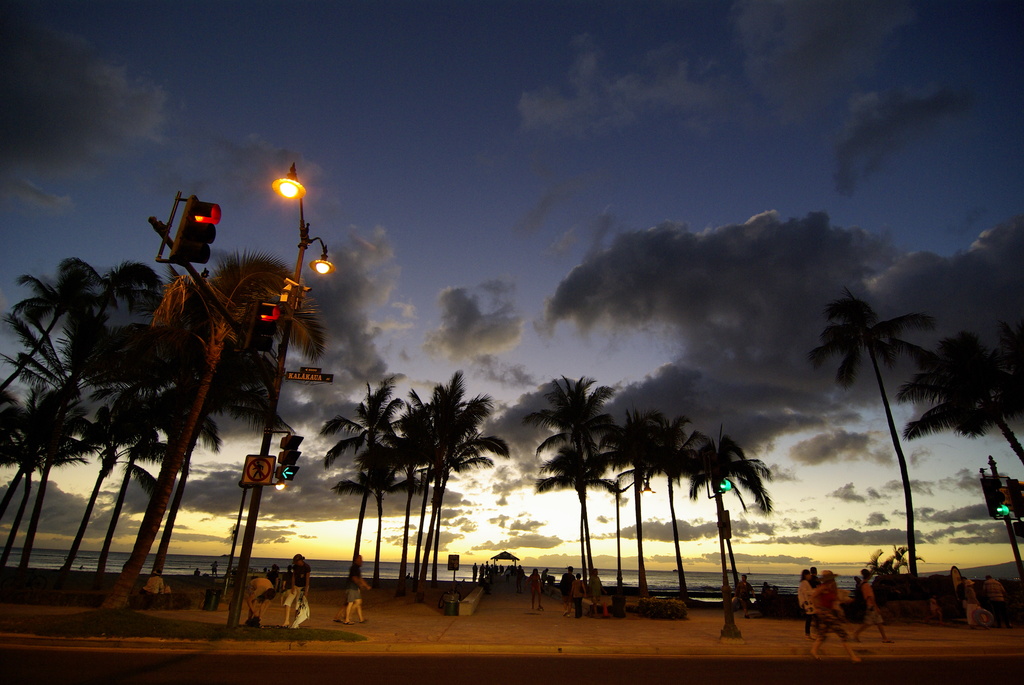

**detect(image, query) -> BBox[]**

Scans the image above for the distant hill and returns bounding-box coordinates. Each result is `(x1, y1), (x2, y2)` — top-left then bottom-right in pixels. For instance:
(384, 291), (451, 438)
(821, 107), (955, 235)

(952, 560), (1021, 580)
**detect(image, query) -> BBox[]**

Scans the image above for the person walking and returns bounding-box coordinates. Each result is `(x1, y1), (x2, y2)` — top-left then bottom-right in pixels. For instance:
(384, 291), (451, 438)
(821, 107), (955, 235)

(587, 568), (606, 617)
(283, 554), (311, 627)
(571, 572), (586, 618)
(341, 555), (372, 625)
(798, 569), (815, 640)
(809, 570), (860, 662)
(528, 568), (544, 610)
(983, 575), (1012, 628)
(735, 574), (753, 618)
(559, 566), (574, 617)
(852, 570), (894, 643)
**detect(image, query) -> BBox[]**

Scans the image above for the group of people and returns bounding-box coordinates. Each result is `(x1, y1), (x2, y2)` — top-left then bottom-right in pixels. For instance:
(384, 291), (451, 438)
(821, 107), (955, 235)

(797, 567), (890, 663)
(960, 574), (1013, 629)
(243, 553), (312, 628)
(555, 566), (608, 618)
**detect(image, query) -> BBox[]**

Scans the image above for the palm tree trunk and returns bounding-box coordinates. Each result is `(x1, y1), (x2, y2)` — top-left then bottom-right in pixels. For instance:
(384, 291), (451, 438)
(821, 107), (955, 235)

(93, 457), (136, 590)
(667, 478), (689, 601)
(995, 417), (1024, 467)
(395, 480), (416, 597)
(101, 343), (223, 609)
(0, 469), (25, 521)
(579, 487), (594, 573)
(415, 478), (442, 602)
(633, 476), (649, 597)
(17, 398), (72, 576)
(0, 474), (32, 570)
(151, 449), (195, 574)
(412, 469), (431, 590)
(352, 490), (369, 560)
(55, 462), (109, 589)
(372, 494), (384, 588)
(869, 350), (919, 576)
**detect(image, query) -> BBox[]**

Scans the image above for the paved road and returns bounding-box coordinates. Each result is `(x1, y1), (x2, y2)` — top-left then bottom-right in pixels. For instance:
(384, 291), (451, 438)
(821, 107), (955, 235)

(3, 646), (1022, 685)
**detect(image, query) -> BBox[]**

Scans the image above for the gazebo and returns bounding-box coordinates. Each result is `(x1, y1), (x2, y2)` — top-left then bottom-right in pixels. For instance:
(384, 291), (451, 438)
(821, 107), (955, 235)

(490, 551), (520, 563)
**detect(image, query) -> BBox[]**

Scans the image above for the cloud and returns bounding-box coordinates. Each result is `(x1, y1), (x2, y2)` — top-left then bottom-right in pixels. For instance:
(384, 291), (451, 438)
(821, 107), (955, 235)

(834, 87), (973, 194)
(536, 211), (1024, 451)
(789, 429), (889, 466)
(829, 482), (881, 503)
(0, 14), (166, 209)
(772, 527), (910, 547)
(424, 279), (524, 362)
(733, 0), (915, 119)
(518, 34), (735, 136)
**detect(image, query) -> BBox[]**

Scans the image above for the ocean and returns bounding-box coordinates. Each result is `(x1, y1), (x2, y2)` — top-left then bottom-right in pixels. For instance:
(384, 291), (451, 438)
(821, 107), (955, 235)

(7, 548), (852, 595)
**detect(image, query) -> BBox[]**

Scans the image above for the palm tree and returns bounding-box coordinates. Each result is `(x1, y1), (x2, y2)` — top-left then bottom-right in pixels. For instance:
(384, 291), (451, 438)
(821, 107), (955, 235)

(15, 307), (111, 574)
(535, 445), (613, 577)
(899, 327), (1024, 466)
(809, 287), (934, 576)
(321, 377), (403, 561)
(1, 259), (159, 394)
(523, 376), (614, 573)
(602, 408), (663, 598)
(391, 403), (431, 597)
(102, 251), (324, 609)
(0, 259), (98, 394)
(650, 415), (704, 602)
(0, 390), (89, 571)
(691, 431), (773, 585)
(54, 404), (163, 589)
(413, 372), (507, 602)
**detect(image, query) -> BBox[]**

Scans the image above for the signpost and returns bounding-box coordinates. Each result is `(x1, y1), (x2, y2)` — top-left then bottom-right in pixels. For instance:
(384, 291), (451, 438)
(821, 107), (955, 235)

(285, 366), (333, 383)
(241, 455), (275, 486)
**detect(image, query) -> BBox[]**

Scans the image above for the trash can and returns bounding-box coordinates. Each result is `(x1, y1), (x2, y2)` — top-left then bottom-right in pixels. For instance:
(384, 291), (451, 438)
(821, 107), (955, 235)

(203, 588), (221, 611)
(611, 595), (626, 618)
(443, 595), (460, 616)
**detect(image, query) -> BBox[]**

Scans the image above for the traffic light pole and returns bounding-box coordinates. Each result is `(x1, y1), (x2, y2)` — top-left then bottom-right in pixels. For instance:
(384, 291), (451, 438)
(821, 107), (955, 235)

(986, 457), (1024, 582)
(225, 191), (313, 629)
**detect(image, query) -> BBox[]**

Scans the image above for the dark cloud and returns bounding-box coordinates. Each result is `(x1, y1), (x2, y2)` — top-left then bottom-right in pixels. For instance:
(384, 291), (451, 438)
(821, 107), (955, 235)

(518, 34), (737, 137)
(424, 279), (524, 362)
(790, 429), (889, 466)
(734, 0), (915, 120)
(773, 527), (910, 547)
(834, 87), (973, 194)
(536, 211), (1024, 454)
(0, 14), (165, 209)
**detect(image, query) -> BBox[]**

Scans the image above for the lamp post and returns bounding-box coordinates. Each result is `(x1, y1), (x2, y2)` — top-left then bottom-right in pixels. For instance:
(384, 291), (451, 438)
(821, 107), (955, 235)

(226, 163), (333, 627)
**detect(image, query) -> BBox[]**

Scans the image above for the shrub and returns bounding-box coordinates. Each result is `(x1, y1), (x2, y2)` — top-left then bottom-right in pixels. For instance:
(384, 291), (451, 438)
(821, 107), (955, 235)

(637, 597), (687, 620)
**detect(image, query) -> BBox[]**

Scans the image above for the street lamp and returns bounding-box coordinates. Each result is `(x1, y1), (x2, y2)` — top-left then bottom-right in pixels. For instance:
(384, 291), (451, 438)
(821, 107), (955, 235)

(226, 163), (333, 628)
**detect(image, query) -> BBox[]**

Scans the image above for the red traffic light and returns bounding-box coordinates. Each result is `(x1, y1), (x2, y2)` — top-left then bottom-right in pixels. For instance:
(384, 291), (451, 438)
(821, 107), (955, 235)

(259, 304), (280, 322)
(170, 195), (219, 264)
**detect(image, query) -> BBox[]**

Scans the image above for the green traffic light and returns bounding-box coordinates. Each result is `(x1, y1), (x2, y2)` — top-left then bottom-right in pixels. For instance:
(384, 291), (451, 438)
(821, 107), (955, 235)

(718, 478), (733, 493)
(996, 503), (1010, 517)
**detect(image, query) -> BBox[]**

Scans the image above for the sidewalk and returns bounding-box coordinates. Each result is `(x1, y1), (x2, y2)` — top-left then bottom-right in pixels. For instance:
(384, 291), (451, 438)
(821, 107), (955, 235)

(2, 579), (1021, 657)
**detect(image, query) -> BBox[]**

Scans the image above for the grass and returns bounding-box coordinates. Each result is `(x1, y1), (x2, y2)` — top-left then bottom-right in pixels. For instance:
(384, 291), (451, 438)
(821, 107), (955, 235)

(0, 609), (366, 642)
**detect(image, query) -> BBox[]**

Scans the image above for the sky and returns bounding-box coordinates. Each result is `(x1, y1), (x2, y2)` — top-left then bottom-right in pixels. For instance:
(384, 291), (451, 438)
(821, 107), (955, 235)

(2, 0), (1023, 578)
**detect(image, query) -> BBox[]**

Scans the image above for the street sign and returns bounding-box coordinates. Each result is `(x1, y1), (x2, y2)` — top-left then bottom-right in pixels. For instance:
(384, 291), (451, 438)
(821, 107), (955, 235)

(285, 366), (333, 383)
(242, 454), (275, 486)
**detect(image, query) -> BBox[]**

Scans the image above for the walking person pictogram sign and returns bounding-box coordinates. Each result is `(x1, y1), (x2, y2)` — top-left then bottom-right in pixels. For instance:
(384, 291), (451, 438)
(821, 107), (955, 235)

(242, 454), (275, 486)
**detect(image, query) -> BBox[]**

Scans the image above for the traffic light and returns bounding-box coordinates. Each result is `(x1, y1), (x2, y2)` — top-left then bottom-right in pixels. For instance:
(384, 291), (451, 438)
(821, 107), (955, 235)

(1006, 480), (1024, 518)
(717, 477), (734, 494)
(244, 302), (280, 352)
(980, 477), (1010, 518)
(169, 195), (219, 264)
(276, 433), (303, 482)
